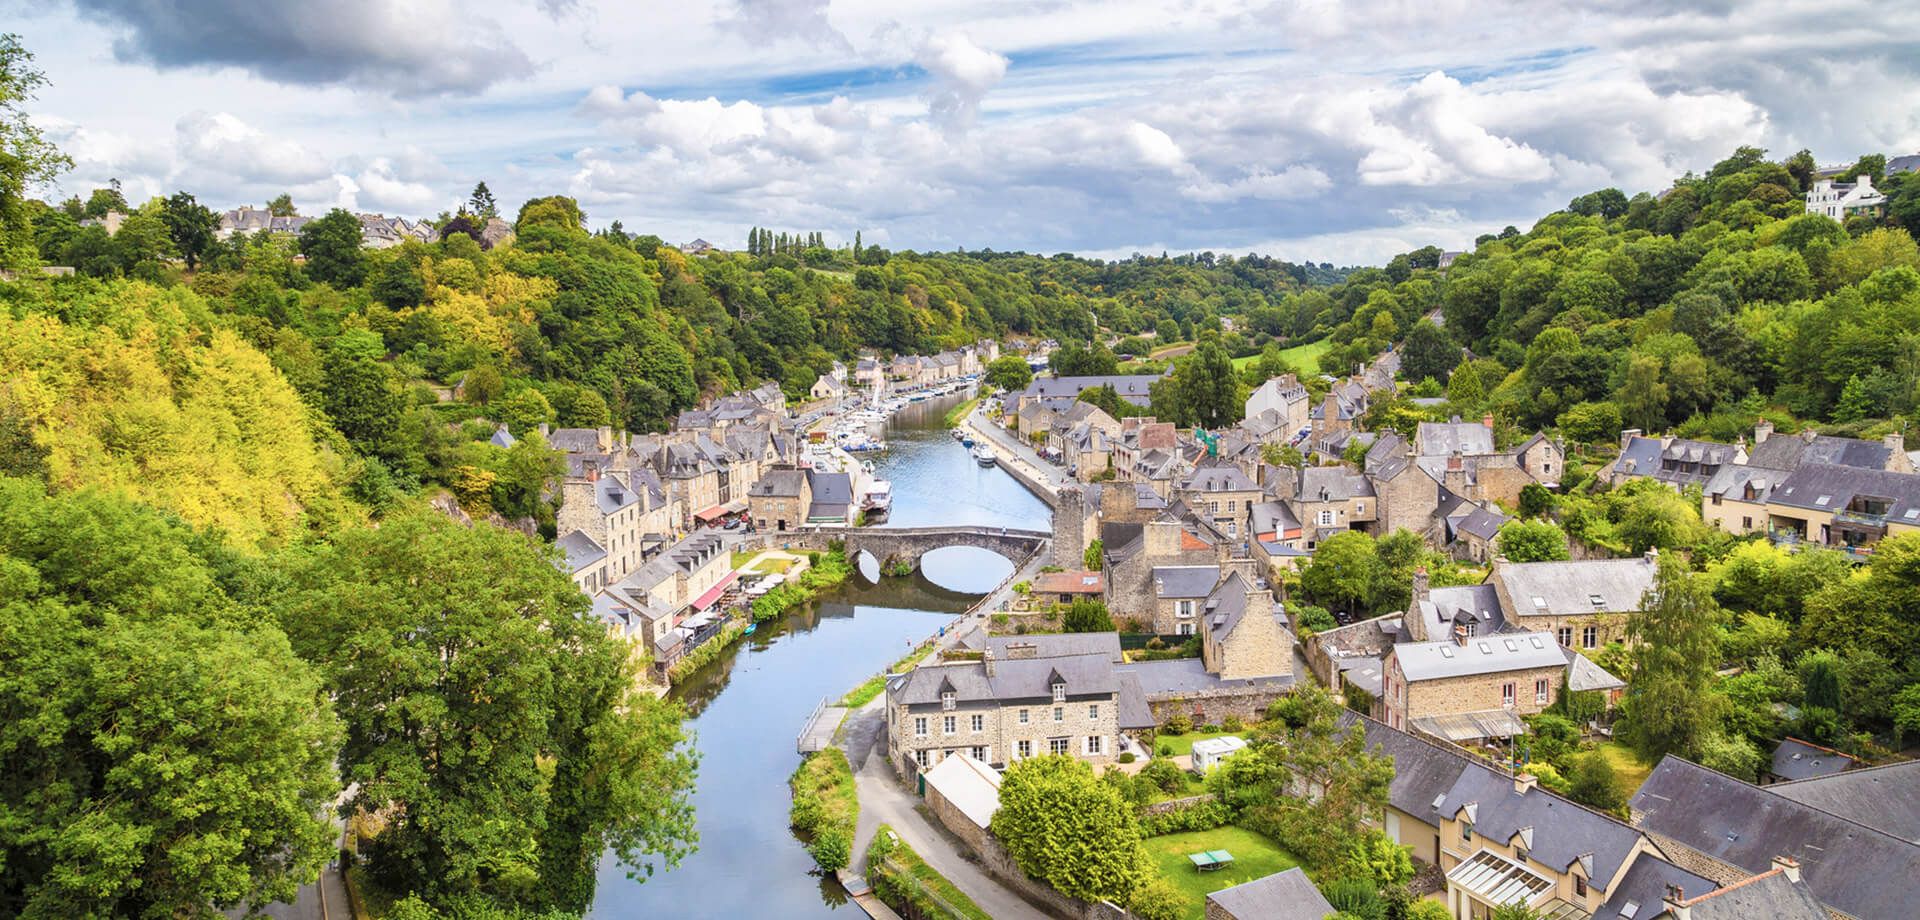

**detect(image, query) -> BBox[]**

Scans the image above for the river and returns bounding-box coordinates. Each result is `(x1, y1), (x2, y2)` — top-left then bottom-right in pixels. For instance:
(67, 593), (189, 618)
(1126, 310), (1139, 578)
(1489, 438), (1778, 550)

(588, 390), (1051, 919)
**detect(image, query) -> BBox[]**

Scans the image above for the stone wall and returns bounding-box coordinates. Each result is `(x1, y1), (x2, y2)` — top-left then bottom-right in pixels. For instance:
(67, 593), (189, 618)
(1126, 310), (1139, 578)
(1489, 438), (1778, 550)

(1141, 793), (1218, 817)
(1145, 684), (1293, 727)
(974, 832), (1137, 920)
(923, 781), (991, 855)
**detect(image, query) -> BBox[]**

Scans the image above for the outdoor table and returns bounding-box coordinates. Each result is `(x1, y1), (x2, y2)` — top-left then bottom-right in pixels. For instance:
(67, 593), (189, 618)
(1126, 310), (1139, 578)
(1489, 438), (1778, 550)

(1206, 850), (1235, 870)
(1186, 852), (1217, 871)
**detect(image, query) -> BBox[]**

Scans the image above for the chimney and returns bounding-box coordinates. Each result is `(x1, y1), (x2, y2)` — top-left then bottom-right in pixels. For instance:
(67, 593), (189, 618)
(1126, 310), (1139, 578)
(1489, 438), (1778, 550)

(585, 461), (600, 483)
(1447, 451), (1464, 471)
(1663, 885), (1690, 920)
(1885, 430), (1904, 458)
(983, 649), (995, 677)
(1620, 427), (1642, 450)
(1644, 547), (1659, 565)
(1482, 413), (1495, 432)
(598, 425), (614, 449)
(1772, 855), (1801, 883)
(1753, 418), (1772, 444)
(1412, 567), (1431, 606)
(1514, 773), (1537, 795)
(538, 422), (551, 437)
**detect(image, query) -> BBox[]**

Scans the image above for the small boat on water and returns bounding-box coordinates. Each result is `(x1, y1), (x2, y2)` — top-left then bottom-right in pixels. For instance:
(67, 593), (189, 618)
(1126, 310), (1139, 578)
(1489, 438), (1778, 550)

(861, 480), (893, 522)
(950, 427), (966, 441)
(960, 434), (975, 447)
(743, 622), (758, 635)
(972, 445), (998, 467)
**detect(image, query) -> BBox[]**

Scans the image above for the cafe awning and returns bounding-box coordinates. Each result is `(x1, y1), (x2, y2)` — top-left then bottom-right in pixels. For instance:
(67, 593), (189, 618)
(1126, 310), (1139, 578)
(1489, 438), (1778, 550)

(1447, 849), (1553, 909)
(690, 571), (740, 611)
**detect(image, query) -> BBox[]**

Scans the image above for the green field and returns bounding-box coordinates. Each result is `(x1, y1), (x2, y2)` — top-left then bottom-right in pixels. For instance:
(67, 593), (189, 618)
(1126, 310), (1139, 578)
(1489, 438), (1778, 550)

(1232, 338), (1331, 372)
(1154, 731), (1239, 758)
(1143, 826), (1301, 920)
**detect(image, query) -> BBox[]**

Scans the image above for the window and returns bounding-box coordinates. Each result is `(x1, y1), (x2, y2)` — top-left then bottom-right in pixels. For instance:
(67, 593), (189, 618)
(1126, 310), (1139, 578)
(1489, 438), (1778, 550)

(1582, 626), (1599, 649)
(1742, 516), (1753, 529)
(1516, 846), (1530, 863)
(1176, 600), (1195, 617)
(1535, 679), (1550, 704)
(1016, 739), (1032, 759)
(1053, 706), (1065, 722)
(1227, 500), (1237, 512)
(943, 715), (956, 735)
(1501, 682), (1516, 708)
(1557, 627), (1573, 647)
(941, 690), (955, 711)
(1226, 522), (1237, 536)
(1051, 682), (1066, 702)
(1085, 735), (1105, 755)
(1317, 510), (1335, 526)
(971, 745), (988, 761)
(1575, 876), (1587, 897)
(1356, 502), (1365, 515)
(1462, 822), (1474, 841)
(1018, 708), (1029, 724)
(914, 717), (927, 738)
(970, 714), (984, 733)
(914, 749), (928, 767)
(1178, 622), (1194, 636)
(1209, 500), (1218, 513)
(1049, 737), (1070, 755)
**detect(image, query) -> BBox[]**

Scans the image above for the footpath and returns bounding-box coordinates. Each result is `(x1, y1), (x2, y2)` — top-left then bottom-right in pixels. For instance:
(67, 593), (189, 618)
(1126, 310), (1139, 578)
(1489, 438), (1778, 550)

(963, 408), (1067, 503)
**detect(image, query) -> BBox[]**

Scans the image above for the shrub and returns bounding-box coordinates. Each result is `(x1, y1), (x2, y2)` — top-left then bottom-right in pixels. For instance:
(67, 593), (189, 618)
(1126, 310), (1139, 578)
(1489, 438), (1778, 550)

(1118, 752), (1136, 764)
(1139, 758), (1186, 794)
(1221, 715), (1244, 733)
(1162, 713), (1192, 734)
(1063, 598), (1115, 633)
(1322, 877), (1386, 920)
(1138, 800), (1231, 836)
(1127, 878), (1185, 920)
(1158, 743), (1172, 757)
(1568, 751), (1625, 814)
(809, 823), (852, 872)
(1406, 900), (1452, 920)
(1336, 830), (1414, 887)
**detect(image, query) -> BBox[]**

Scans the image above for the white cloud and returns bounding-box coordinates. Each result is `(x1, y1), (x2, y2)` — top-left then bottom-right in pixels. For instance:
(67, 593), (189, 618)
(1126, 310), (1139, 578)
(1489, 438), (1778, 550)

(917, 32), (1010, 131)
(1127, 122), (1186, 170)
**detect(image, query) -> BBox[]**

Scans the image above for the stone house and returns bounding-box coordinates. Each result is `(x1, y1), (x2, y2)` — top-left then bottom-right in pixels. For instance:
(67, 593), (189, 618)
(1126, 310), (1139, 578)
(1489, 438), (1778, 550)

(1365, 432), (1443, 540)
(1757, 461), (1920, 556)
(747, 467), (810, 532)
(883, 639), (1147, 776)
(1415, 418), (1563, 506)
(1175, 462), (1264, 540)
(808, 373), (847, 400)
(1244, 374), (1310, 436)
(1608, 431), (1742, 489)
(1276, 465), (1378, 548)
(1198, 572), (1294, 681)
(854, 358), (883, 389)
(920, 753), (1001, 856)
(595, 531), (734, 676)
(1047, 402), (1121, 475)
(1102, 510), (1237, 628)
(1151, 564), (1222, 636)
(1489, 553), (1659, 651)
(1445, 502), (1510, 563)
(1380, 629), (1570, 739)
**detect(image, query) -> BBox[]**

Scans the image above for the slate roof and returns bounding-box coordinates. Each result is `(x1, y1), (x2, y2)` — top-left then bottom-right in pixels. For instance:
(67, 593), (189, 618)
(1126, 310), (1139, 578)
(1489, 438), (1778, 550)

(1153, 565), (1221, 599)
(1496, 556), (1657, 619)
(1250, 500), (1300, 537)
(1770, 462), (1920, 520)
(806, 469), (853, 506)
(982, 632), (1123, 663)
(891, 653), (1122, 706)
(550, 428), (606, 453)
(489, 425), (518, 449)
(1631, 756), (1920, 920)
(1767, 758), (1920, 844)
(1564, 651), (1626, 692)
(750, 468), (807, 498)
(1613, 435), (1734, 486)
(1205, 867), (1334, 920)
(1352, 715), (1648, 891)
(1202, 571), (1256, 641)
(1016, 373), (1162, 406)
(1299, 466), (1375, 501)
(1181, 463), (1260, 493)
(1391, 632), (1567, 682)
(1455, 504), (1510, 542)
(593, 476), (643, 515)
(1408, 584), (1507, 640)
(557, 530), (607, 572)
(1702, 463), (1778, 505)
(1768, 738), (1856, 783)
(1679, 867), (1829, 920)
(1116, 657), (1293, 696)
(1748, 433), (1891, 472)
(1597, 853), (1718, 920)
(1416, 420), (1495, 457)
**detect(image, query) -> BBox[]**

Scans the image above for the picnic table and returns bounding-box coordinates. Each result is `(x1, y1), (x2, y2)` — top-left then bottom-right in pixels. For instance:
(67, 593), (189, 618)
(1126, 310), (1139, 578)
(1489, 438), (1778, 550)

(1186, 849), (1236, 872)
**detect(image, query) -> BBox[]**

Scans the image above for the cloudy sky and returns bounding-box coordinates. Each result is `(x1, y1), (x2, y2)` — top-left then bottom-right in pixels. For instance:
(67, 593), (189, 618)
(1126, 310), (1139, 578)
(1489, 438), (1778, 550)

(11, 0), (1919, 263)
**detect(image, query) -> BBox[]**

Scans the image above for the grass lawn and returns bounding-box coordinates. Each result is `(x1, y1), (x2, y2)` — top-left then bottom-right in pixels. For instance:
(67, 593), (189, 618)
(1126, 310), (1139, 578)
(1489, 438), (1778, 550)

(732, 550), (796, 574)
(1147, 769), (1209, 803)
(1232, 338), (1332, 371)
(1154, 730), (1239, 758)
(1596, 741), (1653, 798)
(1144, 826), (1300, 920)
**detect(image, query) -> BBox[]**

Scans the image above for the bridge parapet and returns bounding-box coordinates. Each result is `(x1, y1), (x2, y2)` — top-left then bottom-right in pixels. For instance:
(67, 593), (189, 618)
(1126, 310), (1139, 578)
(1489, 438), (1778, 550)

(842, 526), (1049, 572)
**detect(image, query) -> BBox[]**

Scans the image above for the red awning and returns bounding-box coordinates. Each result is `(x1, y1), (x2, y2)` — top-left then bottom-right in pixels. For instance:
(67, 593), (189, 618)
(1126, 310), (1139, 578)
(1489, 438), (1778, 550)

(690, 571), (740, 611)
(694, 505), (728, 523)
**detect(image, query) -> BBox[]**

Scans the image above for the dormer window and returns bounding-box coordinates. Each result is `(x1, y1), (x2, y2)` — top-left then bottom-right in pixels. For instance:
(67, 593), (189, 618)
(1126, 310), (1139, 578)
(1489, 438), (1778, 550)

(1051, 682), (1066, 702)
(941, 691), (956, 711)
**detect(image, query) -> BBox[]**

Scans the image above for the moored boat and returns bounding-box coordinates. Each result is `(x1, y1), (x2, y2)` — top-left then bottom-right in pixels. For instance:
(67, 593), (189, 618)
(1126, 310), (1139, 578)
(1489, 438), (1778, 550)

(972, 445), (997, 467)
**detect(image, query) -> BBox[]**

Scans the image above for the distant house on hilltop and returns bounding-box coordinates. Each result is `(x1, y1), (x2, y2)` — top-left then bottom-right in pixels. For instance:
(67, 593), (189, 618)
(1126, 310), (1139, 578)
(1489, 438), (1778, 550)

(1805, 175), (1886, 221)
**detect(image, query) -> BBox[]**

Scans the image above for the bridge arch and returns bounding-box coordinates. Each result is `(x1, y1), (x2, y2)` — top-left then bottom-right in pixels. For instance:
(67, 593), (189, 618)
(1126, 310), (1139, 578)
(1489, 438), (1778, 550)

(839, 525), (1050, 577)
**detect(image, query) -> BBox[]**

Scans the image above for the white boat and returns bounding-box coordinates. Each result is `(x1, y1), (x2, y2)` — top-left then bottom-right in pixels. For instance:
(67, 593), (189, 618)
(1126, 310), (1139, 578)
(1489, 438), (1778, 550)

(972, 445), (998, 467)
(862, 481), (893, 521)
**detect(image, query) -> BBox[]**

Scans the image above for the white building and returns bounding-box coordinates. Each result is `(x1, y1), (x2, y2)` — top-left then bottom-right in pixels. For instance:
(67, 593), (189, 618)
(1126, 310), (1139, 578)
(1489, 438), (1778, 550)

(1805, 175), (1887, 221)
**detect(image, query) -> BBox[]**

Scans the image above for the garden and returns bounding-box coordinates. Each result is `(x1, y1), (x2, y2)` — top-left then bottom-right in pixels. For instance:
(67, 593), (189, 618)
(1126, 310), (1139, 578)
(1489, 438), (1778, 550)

(1141, 827), (1300, 920)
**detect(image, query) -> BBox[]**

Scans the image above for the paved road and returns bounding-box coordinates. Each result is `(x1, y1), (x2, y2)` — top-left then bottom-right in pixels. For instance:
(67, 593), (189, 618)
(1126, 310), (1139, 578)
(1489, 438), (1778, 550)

(224, 865), (348, 920)
(844, 703), (1049, 920)
(964, 409), (1069, 496)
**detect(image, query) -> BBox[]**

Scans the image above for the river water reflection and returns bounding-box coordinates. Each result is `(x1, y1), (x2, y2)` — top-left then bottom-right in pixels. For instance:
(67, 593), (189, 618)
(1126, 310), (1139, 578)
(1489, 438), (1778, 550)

(588, 391), (1050, 919)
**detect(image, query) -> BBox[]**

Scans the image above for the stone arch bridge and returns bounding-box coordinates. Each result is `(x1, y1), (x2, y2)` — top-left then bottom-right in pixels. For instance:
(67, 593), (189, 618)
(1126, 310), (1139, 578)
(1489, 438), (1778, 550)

(840, 526), (1050, 573)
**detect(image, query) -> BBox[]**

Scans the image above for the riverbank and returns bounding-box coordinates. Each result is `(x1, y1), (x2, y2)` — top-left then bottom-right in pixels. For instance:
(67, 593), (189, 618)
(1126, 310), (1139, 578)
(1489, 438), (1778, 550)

(961, 408), (1062, 506)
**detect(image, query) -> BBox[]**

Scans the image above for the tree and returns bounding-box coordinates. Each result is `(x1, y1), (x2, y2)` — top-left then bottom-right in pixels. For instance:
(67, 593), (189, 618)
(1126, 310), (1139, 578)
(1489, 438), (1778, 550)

(1077, 384), (1136, 420)
(1695, 732), (1764, 782)
(1622, 554), (1724, 762)
(267, 192), (297, 216)
(1446, 359), (1485, 408)
(1154, 338), (1240, 428)
(462, 364), (504, 405)
(275, 512), (697, 914)
(989, 755), (1146, 904)
(160, 190), (219, 270)
(1300, 531), (1385, 615)
(0, 34), (73, 271)
(299, 208), (370, 287)
(1049, 341), (1118, 376)
(1400, 320), (1459, 383)
(1083, 538), (1103, 571)
(468, 181), (498, 219)
(1233, 685), (1395, 869)
(1495, 520), (1570, 563)
(985, 354), (1033, 392)
(1567, 751), (1625, 813)
(1556, 401), (1622, 445)
(0, 480), (339, 918)
(1063, 598), (1114, 633)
